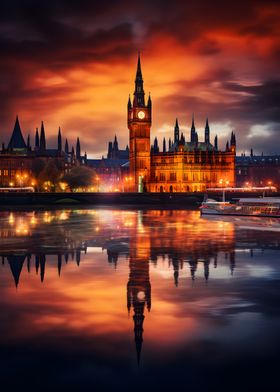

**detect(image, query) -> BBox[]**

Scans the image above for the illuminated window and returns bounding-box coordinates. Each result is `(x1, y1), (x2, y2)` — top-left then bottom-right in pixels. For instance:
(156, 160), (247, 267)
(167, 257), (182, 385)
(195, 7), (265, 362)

(159, 173), (165, 181)
(170, 172), (176, 181)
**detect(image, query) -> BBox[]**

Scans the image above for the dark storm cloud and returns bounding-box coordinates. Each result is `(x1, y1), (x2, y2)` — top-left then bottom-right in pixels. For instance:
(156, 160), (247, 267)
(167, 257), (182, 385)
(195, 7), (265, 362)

(171, 77), (280, 125)
(157, 75), (280, 153)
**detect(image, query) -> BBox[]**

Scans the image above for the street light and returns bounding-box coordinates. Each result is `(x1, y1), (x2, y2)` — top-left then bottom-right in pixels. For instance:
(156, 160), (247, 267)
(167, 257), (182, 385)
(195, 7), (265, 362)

(96, 176), (100, 192)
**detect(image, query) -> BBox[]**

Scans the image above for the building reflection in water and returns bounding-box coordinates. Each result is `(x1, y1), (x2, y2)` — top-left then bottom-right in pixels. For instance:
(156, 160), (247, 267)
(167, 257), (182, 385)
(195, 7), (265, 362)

(1, 209), (280, 362)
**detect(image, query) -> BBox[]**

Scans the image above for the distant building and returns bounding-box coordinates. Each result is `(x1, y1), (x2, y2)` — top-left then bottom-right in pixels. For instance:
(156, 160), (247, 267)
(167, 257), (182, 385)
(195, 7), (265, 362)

(236, 151), (280, 188)
(127, 55), (236, 192)
(107, 135), (129, 160)
(86, 135), (129, 191)
(0, 116), (86, 187)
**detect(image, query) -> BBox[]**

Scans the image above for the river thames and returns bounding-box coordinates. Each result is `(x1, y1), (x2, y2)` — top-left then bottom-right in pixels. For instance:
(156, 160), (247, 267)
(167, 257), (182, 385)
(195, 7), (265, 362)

(0, 208), (279, 391)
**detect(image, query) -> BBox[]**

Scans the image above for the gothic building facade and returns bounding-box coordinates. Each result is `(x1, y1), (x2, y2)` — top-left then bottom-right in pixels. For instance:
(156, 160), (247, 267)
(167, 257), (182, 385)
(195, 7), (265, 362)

(0, 116), (86, 187)
(127, 55), (236, 192)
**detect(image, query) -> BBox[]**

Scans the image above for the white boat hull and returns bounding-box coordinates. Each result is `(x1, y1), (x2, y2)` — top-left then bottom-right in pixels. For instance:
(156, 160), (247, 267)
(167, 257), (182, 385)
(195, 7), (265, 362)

(200, 198), (280, 218)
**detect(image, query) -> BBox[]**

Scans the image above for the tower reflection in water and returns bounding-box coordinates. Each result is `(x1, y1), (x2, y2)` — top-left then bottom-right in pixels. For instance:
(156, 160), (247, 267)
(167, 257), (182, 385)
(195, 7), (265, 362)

(1, 209), (279, 364)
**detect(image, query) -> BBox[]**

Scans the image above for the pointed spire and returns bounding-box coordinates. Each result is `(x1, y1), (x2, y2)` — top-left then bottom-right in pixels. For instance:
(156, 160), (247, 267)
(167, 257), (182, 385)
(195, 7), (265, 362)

(113, 135), (118, 157)
(226, 140), (229, 150)
(191, 113), (195, 130)
(174, 118), (179, 144)
(40, 255), (46, 283)
(8, 255), (25, 288)
(40, 121), (46, 151)
(76, 137), (81, 159)
(133, 52), (145, 107)
(71, 146), (75, 163)
(136, 51), (142, 80)
(180, 132), (184, 144)
(191, 113), (196, 143)
(214, 134), (218, 150)
(168, 137), (172, 150)
(147, 92), (152, 108)
(205, 117), (210, 144)
(58, 127), (62, 153)
(65, 138), (69, 154)
(153, 137), (159, 153)
(128, 94), (132, 110)
(8, 116), (27, 150)
(163, 137), (166, 153)
(107, 141), (113, 158)
(35, 127), (39, 149)
(231, 131), (236, 147)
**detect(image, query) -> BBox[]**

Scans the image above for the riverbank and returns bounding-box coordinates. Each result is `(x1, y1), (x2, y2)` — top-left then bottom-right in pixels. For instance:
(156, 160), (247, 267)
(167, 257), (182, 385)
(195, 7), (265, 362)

(0, 190), (278, 209)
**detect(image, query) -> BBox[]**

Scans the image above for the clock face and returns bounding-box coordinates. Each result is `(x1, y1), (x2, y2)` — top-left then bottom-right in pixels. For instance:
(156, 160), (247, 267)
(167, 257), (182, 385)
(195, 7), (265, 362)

(137, 111), (145, 119)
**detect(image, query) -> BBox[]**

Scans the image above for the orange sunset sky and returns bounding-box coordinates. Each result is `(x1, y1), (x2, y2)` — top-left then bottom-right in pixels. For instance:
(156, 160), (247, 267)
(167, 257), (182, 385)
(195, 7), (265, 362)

(0, 0), (279, 157)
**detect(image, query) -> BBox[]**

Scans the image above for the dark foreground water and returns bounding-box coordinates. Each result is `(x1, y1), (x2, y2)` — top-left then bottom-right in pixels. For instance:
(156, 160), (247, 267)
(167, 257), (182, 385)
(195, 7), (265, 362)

(0, 209), (279, 392)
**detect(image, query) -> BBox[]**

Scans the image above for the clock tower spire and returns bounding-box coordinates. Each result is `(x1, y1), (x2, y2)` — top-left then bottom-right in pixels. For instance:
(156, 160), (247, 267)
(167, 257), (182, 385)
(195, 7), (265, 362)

(134, 53), (145, 107)
(128, 54), (152, 192)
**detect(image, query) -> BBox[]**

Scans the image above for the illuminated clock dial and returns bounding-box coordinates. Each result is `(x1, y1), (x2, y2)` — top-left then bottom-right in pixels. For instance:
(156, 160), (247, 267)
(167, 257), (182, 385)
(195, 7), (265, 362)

(138, 111), (145, 119)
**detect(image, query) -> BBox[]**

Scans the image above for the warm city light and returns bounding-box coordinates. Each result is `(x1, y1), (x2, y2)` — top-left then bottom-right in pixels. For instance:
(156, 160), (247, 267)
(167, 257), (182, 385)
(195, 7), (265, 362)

(0, 2), (279, 391)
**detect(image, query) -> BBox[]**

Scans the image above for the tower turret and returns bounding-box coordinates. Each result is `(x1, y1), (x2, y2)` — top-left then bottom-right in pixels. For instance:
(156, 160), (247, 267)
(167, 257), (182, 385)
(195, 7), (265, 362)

(163, 137), (166, 153)
(153, 137), (159, 153)
(107, 141), (113, 158)
(191, 114), (196, 143)
(113, 135), (118, 151)
(226, 140), (229, 151)
(214, 134), (218, 150)
(76, 137), (81, 160)
(147, 93), (152, 109)
(205, 118), (210, 144)
(128, 95), (132, 110)
(39, 121), (46, 151)
(174, 118), (179, 144)
(230, 131), (236, 152)
(58, 127), (62, 153)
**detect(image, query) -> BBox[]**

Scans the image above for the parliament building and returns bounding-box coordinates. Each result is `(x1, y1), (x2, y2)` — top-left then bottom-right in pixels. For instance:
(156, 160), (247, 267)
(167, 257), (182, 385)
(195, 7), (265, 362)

(1, 55), (238, 192)
(127, 55), (236, 192)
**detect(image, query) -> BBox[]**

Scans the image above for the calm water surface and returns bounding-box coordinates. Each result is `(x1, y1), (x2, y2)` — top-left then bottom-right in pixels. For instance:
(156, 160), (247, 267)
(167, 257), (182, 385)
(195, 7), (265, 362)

(0, 208), (279, 392)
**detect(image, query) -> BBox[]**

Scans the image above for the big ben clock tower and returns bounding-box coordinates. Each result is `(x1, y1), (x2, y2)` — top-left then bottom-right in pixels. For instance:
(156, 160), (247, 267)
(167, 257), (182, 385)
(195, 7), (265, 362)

(128, 54), (152, 192)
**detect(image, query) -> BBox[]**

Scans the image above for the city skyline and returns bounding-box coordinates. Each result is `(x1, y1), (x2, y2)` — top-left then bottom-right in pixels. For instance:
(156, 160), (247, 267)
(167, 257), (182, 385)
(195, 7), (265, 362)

(0, 1), (279, 157)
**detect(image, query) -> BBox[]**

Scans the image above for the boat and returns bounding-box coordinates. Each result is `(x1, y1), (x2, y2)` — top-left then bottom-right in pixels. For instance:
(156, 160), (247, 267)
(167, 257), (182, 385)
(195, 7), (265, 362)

(200, 197), (280, 218)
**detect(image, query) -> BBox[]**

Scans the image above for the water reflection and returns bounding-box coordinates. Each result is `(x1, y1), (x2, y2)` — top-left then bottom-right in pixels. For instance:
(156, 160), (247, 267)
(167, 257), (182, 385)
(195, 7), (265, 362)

(0, 209), (280, 391)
